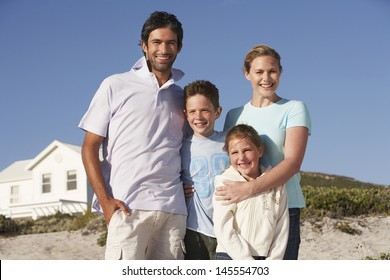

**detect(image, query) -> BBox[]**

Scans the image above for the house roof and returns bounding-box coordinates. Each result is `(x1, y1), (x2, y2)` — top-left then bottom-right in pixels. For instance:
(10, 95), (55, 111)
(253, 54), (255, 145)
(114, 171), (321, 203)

(0, 159), (33, 183)
(25, 140), (82, 170)
(0, 140), (101, 183)
(63, 142), (82, 154)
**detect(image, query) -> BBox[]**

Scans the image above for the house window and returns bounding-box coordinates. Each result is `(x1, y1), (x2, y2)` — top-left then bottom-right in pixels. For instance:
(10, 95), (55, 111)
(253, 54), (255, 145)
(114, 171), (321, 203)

(10, 185), (19, 204)
(42, 173), (51, 193)
(67, 170), (77, 190)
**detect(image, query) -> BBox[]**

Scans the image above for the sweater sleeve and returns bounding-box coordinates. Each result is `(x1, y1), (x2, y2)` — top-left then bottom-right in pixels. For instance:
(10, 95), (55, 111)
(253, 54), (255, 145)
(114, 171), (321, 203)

(266, 186), (289, 259)
(213, 175), (254, 260)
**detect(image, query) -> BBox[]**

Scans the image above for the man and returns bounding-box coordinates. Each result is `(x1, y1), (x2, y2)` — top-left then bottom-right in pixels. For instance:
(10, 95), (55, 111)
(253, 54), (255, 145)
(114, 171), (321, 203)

(79, 11), (187, 260)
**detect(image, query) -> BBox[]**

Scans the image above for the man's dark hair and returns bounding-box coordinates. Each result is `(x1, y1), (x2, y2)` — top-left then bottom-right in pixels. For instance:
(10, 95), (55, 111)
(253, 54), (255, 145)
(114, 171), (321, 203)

(141, 11), (183, 49)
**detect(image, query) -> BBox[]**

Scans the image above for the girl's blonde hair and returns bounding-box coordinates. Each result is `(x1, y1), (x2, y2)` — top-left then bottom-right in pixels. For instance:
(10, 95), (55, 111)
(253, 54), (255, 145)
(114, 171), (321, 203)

(224, 124), (263, 152)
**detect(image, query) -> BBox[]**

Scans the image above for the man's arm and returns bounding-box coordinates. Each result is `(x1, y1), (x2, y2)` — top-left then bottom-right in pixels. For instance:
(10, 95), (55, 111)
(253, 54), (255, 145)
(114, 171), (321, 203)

(215, 126), (309, 204)
(81, 131), (130, 224)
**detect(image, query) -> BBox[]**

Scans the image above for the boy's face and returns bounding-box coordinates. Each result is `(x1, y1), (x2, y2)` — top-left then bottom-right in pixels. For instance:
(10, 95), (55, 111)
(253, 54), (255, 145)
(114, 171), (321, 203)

(185, 94), (221, 138)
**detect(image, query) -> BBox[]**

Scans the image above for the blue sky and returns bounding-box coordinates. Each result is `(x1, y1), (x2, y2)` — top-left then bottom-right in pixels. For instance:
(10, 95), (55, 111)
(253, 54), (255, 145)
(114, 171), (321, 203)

(1, 0), (389, 186)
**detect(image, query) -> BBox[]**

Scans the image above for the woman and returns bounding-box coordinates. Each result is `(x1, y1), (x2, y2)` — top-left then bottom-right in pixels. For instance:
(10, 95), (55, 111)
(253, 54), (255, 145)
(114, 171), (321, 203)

(215, 44), (311, 259)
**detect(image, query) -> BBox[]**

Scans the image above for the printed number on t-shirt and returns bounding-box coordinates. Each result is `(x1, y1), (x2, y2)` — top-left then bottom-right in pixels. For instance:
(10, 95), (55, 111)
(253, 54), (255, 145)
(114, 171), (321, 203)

(190, 154), (229, 198)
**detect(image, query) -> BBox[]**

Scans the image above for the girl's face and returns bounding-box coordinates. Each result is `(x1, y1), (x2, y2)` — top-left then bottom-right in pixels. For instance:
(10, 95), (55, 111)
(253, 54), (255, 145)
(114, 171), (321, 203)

(245, 55), (281, 99)
(228, 137), (263, 181)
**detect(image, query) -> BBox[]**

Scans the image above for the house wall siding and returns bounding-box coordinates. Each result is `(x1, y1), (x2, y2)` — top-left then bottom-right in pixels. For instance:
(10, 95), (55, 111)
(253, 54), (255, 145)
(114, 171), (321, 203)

(31, 147), (88, 204)
(0, 179), (33, 216)
(0, 141), (92, 219)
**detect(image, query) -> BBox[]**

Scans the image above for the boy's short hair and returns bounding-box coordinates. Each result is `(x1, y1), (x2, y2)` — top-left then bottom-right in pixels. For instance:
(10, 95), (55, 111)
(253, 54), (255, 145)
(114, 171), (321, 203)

(183, 80), (220, 110)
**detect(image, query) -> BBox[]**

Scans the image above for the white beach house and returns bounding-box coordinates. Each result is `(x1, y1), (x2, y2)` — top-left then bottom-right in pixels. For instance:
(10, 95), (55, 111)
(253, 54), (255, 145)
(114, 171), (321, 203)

(0, 140), (93, 220)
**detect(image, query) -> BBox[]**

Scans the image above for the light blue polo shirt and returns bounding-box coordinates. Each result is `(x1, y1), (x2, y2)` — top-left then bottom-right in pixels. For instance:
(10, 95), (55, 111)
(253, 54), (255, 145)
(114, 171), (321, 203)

(79, 57), (187, 215)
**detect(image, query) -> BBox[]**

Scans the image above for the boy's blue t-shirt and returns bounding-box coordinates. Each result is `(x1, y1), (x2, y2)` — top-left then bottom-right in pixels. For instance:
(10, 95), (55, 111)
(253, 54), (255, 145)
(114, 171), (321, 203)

(180, 131), (230, 237)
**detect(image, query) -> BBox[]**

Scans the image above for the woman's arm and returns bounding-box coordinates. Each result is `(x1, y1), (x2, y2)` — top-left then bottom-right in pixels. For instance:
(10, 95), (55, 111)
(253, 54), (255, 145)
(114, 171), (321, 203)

(215, 126), (309, 204)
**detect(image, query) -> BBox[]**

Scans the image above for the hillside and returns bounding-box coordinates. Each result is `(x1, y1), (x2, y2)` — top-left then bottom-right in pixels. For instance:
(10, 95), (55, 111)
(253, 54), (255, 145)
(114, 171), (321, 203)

(300, 171), (389, 188)
(300, 172), (390, 219)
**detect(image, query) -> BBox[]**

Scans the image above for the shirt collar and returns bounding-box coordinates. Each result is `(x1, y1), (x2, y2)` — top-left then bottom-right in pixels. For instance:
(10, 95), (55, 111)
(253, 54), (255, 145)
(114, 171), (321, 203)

(132, 56), (185, 84)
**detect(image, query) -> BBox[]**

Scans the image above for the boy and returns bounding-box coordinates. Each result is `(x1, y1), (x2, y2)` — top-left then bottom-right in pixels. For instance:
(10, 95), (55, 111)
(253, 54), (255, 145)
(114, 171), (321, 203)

(180, 80), (230, 259)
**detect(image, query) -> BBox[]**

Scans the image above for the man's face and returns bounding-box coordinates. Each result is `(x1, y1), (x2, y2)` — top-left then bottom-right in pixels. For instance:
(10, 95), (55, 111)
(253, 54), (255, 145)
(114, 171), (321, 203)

(142, 27), (181, 76)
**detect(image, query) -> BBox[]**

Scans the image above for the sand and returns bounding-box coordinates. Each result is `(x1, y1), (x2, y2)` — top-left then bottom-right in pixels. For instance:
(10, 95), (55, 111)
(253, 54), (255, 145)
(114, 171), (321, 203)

(0, 215), (389, 260)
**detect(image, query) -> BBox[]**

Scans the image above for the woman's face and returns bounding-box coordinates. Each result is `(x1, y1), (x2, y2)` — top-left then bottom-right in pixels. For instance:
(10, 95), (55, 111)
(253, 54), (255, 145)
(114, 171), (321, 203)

(245, 55), (281, 99)
(228, 137), (263, 181)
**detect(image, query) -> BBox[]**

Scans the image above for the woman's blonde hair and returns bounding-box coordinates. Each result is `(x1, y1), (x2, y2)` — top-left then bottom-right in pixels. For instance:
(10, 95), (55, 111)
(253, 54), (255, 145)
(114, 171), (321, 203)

(243, 44), (283, 74)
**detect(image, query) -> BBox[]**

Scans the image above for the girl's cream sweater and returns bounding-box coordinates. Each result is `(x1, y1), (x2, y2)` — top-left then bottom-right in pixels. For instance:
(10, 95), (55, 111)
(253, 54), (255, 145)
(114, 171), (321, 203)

(213, 166), (289, 260)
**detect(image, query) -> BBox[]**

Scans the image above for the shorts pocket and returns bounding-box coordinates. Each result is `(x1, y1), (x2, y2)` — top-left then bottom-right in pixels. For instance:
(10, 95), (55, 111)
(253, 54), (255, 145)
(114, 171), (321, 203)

(107, 209), (121, 228)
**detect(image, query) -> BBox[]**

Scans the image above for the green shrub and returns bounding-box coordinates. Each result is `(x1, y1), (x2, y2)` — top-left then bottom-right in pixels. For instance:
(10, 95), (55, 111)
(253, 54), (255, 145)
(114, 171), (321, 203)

(335, 221), (362, 235)
(81, 214), (106, 234)
(97, 231), (108, 247)
(69, 208), (104, 232)
(0, 214), (19, 235)
(302, 185), (390, 219)
(1, 209), (107, 237)
(364, 252), (390, 260)
(21, 211), (75, 234)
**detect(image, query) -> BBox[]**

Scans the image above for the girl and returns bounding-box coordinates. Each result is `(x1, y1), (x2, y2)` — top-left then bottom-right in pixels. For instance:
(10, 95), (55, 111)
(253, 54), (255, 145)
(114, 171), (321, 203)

(213, 124), (289, 260)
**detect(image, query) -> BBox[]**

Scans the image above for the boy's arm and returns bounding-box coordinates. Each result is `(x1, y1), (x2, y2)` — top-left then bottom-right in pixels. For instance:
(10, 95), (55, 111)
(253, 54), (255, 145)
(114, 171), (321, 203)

(215, 126), (309, 204)
(81, 131), (130, 224)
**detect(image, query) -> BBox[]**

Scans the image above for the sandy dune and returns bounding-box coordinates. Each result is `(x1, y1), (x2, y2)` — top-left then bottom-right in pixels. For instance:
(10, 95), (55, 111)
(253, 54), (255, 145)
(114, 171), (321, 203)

(1, 215), (389, 260)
